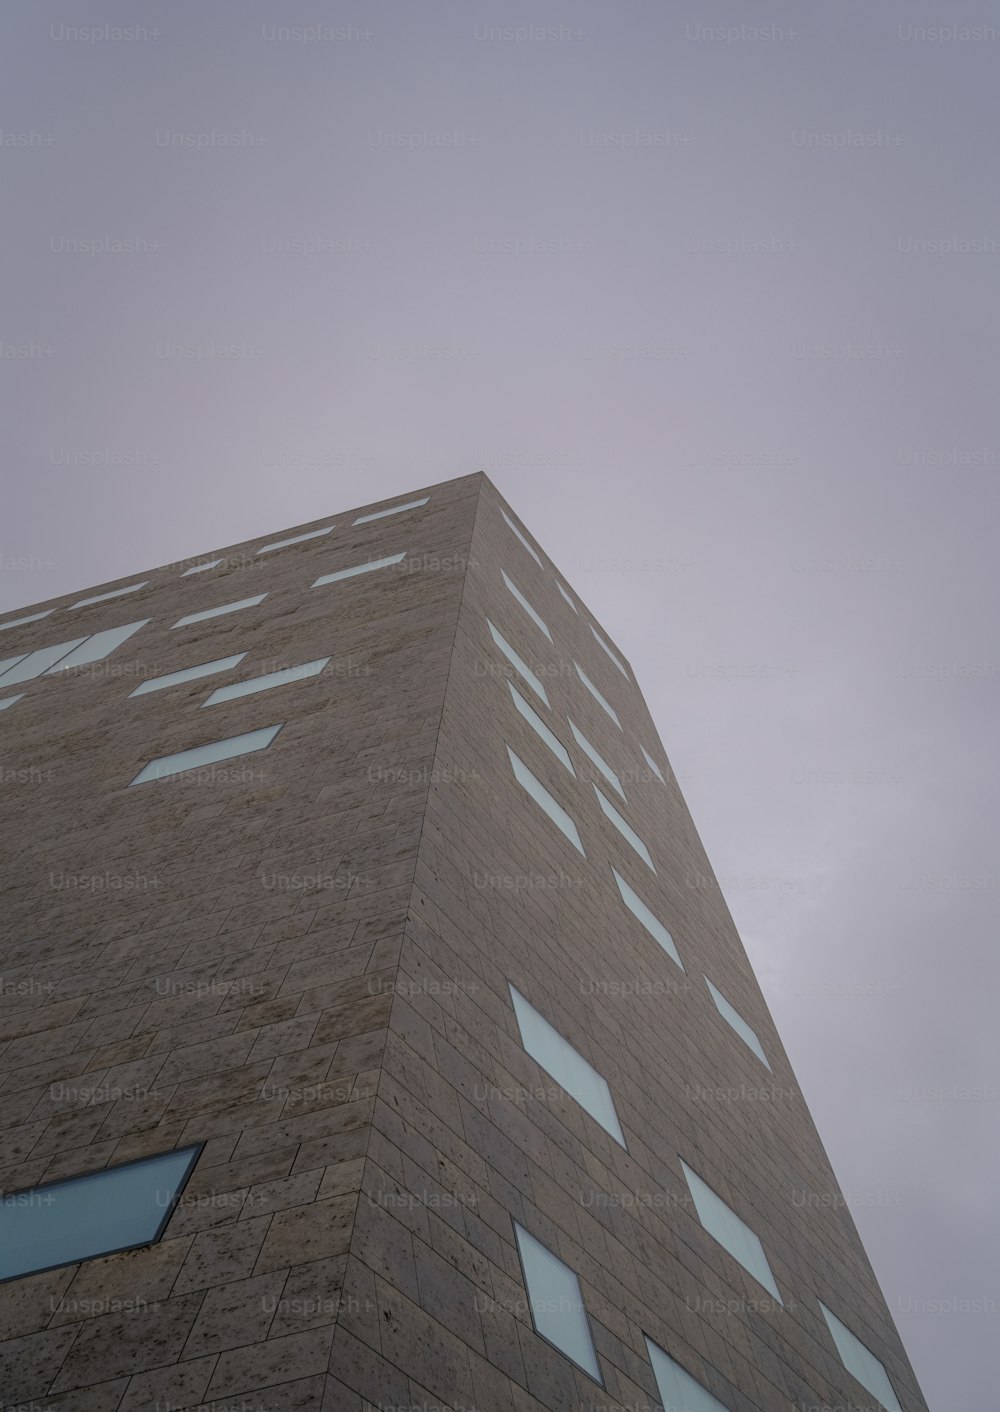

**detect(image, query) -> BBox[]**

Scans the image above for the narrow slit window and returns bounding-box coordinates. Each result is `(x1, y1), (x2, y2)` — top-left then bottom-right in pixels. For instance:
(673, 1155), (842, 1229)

(680, 1161), (782, 1303)
(513, 1222), (603, 1382)
(0, 610), (54, 632)
(46, 621), (150, 673)
(257, 525), (335, 554)
(129, 724), (283, 786)
(818, 1302), (902, 1412)
(593, 785), (655, 871)
(591, 625), (629, 679)
(487, 620), (549, 705)
(611, 867), (683, 968)
(574, 663), (622, 729)
(181, 559), (223, 576)
(568, 719), (625, 800)
(507, 747), (584, 854)
(0, 639), (89, 686)
(556, 581), (579, 613)
(172, 594), (267, 628)
(705, 978), (771, 1069)
(312, 552), (406, 587)
(501, 571), (552, 641)
(129, 654), (247, 698)
(507, 683), (574, 774)
(0, 694), (24, 712)
(353, 497), (429, 524)
(501, 508), (543, 566)
(645, 1337), (730, 1412)
(202, 657), (329, 707)
(641, 744), (665, 783)
(70, 583), (148, 611)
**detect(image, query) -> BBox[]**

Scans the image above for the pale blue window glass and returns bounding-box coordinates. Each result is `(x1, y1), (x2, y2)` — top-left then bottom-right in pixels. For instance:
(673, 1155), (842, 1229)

(257, 525), (334, 553)
(611, 868), (683, 969)
(507, 683), (574, 774)
(129, 653), (247, 698)
(645, 1337), (730, 1412)
(181, 559), (223, 576)
(509, 985), (625, 1147)
(0, 1146), (200, 1282)
(46, 620), (150, 673)
(202, 657), (329, 707)
(129, 724), (282, 786)
(501, 509), (543, 566)
(353, 497), (429, 524)
(680, 1161), (782, 1303)
(0, 610), (53, 632)
(172, 594), (267, 628)
(507, 748), (584, 855)
(0, 639), (89, 685)
(556, 581), (579, 613)
(591, 625), (629, 679)
(642, 745), (665, 783)
(0, 694), (24, 712)
(705, 978), (770, 1069)
(568, 720), (625, 800)
(819, 1302), (902, 1412)
(312, 552), (406, 587)
(594, 785), (655, 871)
(0, 655), (26, 677)
(487, 620), (549, 705)
(501, 571), (552, 641)
(70, 583), (148, 611)
(513, 1222), (602, 1381)
(574, 663), (622, 729)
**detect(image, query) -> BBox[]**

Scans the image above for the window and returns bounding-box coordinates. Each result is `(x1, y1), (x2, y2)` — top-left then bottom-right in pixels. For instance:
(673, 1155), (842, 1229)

(0, 638), (89, 686)
(0, 655), (26, 677)
(513, 1222), (602, 1382)
(680, 1161), (782, 1303)
(574, 663), (622, 729)
(172, 594), (268, 629)
(0, 1145), (201, 1283)
(0, 610), (53, 632)
(507, 748), (584, 854)
(129, 724), (283, 786)
(129, 653), (247, 698)
(501, 571), (551, 641)
(507, 683), (575, 774)
(509, 984), (625, 1147)
(819, 1302), (902, 1412)
(591, 625), (629, 679)
(487, 620), (549, 705)
(705, 978), (770, 1069)
(181, 559), (223, 576)
(568, 719), (625, 800)
(311, 551), (406, 587)
(501, 508), (543, 566)
(612, 868), (682, 968)
(556, 581), (579, 613)
(46, 621), (149, 673)
(70, 583), (148, 611)
(593, 786), (655, 871)
(353, 497), (429, 524)
(645, 1337), (729, 1412)
(202, 656), (329, 707)
(642, 744), (665, 783)
(257, 525), (335, 554)
(0, 694), (24, 712)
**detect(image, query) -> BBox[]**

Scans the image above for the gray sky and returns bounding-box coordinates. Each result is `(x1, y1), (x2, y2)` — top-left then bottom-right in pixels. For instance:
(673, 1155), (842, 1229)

(3, 3), (997, 1406)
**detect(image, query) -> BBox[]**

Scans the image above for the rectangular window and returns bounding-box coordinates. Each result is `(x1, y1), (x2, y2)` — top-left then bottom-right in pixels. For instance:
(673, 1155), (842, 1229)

(501, 508), (543, 566)
(556, 581), (579, 613)
(680, 1161), (782, 1303)
(509, 985), (624, 1148)
(0, 639), (89, 686)
(172, 594), (268, 629)
(70, 583), (148, 611)
(612, 868), (683, 968)
(129, 653), (247, 698)
(591, 625), (629, 679)
(487, 620), (549, 705)
(181, 559), (223, 576)
(705, 978), (770, 1069)
(645, 1337), (729, 1412)
(0, 1146), (201, 1283)
(46, 621), (149, 673)
(507, 683), (574, 774)
(353, 497), (429, 524)
(257, 525), (335, 554)
(514, 1222), (602, 1382)
(574, 663), (622, 729)
(0, 610), (54, 632)
(502, 571), (552, 640)
(507, 747), (584, 854)
(594, 785), (655, 871)
(129, 724), (283, 786)
(642, 744), (665, 783)
(311, 551), (406, 587)
(568, 720), (625, 800)
(819, 1303), (902, 1412)
(202, 656), (329, 707)
(0, 694), (24, 712)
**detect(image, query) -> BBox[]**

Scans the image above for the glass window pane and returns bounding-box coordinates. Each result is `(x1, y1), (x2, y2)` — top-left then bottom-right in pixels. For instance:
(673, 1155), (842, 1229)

(680, 1161), (781, 1303)
(0, 610), (54, 632)
(129, 724), (283, 786)
(181, 559), (223, 576)
(501, 509), (543, 566)
(130, 654), (247, 698)
(507, 748), (584, 854)
(574, 663), (622, 729)
(0, 694), (24, 712)
(594, 786), (655, 871)
(353, 497), (429, 524)
(556, 581), (579, 613)
(569, 720), (625, 800)
(0, 1146), (201, 1283)
(819, 1302), (902, 1412)
(513, 1222), (602, 1382)
(70, 583), (148, 610)
(0, 655), (27, 677)
(311, 552), (406, 587)
(46, 621), (150, 673)
(509, 985), (625, 1146)
(645, 1337), (730, 1412)
(612, 868), (683, 969)
(507, 683), (574, 774)
(705, 979), (770, 1069)
(591, 626), (629, 679)
(202, 657), (329, 707)
(502, 571), (552, 641)
(172, 594), (267, 628)
(487, 620), (549, 705)
(642, 745), (665, 783)
(0, 639), (89, 685)
(257, 525), (335, 553)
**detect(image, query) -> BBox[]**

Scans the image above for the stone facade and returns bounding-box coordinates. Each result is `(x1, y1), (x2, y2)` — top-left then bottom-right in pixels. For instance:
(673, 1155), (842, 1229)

(0, 473), (927, 1411)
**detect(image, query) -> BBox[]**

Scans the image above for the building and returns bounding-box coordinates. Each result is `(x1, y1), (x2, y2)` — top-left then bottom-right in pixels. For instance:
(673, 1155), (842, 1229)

(0, 472), (927, 1411)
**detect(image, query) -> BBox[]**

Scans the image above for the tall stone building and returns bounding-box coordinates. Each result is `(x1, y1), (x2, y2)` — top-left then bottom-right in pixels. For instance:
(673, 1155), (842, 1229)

(0, 472), (926, 1411)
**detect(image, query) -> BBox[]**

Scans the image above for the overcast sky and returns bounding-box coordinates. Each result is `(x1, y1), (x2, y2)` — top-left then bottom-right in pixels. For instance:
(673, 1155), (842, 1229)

(3, 3), (997, 1406)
